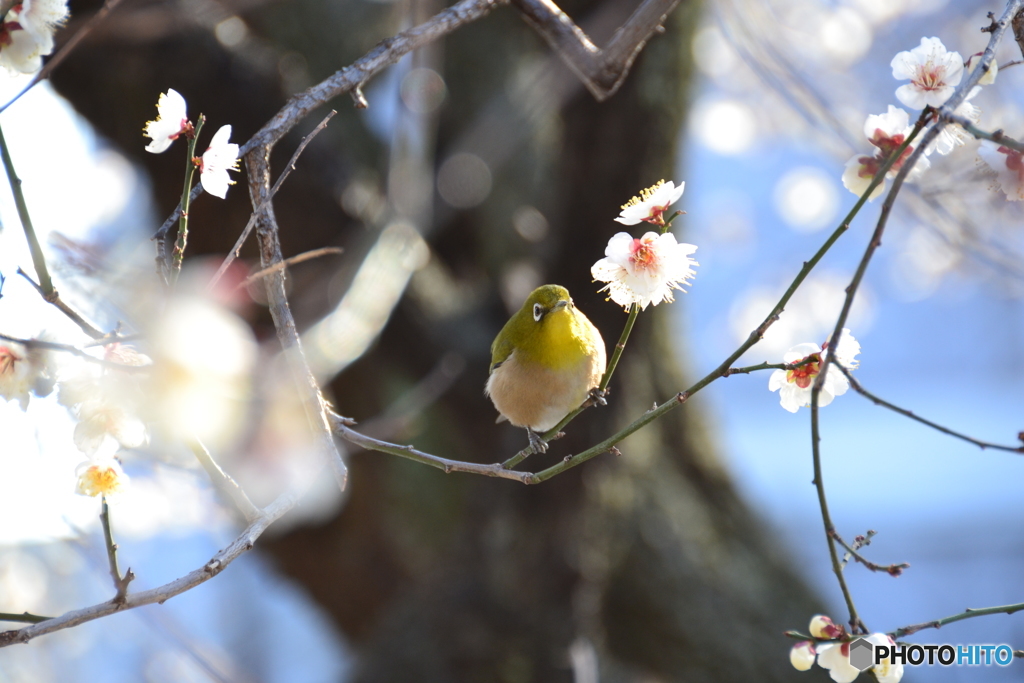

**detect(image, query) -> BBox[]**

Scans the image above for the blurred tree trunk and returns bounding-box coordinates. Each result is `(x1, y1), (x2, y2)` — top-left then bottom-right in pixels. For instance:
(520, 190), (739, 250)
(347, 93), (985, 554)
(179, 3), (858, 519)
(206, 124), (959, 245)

(50, 0), (826, 679)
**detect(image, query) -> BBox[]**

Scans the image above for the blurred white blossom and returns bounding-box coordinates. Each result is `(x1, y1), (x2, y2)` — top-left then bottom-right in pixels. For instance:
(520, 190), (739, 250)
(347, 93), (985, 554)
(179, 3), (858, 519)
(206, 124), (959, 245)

(978, 140), (1024, 201)
(148, 294), (255, 449)
(931, 87), (981, 156)
(59, 350), (149, 456)
(0, 0), (68, 74)
(0, 340), (54, 410)
(75, 454), (129, 498)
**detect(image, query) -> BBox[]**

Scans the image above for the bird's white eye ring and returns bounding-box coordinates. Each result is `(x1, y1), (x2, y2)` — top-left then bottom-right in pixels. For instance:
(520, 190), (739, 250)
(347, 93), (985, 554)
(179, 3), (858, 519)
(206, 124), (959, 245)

(533, 303), (543, 321)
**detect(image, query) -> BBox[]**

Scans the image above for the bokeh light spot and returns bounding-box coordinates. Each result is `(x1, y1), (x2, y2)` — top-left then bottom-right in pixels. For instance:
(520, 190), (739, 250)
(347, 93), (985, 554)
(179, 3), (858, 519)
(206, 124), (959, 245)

(400, 68), (447, 114)
(691, 99), (757, 155)
(437, 153), (492, 208)
(773, 166), (839, 233)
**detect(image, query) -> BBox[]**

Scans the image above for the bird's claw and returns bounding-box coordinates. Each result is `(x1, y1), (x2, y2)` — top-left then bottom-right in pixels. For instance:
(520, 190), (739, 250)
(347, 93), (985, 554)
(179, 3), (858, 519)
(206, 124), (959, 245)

(527, 428), (549, 454)
(585, 388), (609, 408)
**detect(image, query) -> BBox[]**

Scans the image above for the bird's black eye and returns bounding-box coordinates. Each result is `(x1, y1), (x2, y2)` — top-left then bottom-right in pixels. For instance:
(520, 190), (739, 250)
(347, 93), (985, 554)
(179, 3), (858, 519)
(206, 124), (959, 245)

(533, 303), (543, 321)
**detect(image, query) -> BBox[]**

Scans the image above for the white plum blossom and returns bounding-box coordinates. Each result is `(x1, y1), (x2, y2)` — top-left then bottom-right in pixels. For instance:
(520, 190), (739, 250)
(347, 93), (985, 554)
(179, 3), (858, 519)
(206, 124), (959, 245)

(75, 454), (130, 498)
(790, 642), (816, 671)
(0, 340), (54, 409)
(768, 329), (860, 413)
(816, 641), (861, 683)
(841, 106), (928, 200)
(891, 37), (963, 109)
(0, 0), (67, 74)
(0, 24), (46, 74)
(966, 52), (998, 86)
(59, 349), (149, 456)
(72, 397), (147, 456)
(18, 0), (68, 43)
(842, 156), (886, 201)
(591, 231), (698, 310)
(615, 180), (685, 226)
(144, 89), (190, 154)
(199, 125), (240, 199)
(932, 87), (982, 156)
(0, 343), (35, 409)
(978, 140), (1024, 201)
(810, 614), (845, 639)
(816, 633), (903, 683)
(868, 633), (904, 683)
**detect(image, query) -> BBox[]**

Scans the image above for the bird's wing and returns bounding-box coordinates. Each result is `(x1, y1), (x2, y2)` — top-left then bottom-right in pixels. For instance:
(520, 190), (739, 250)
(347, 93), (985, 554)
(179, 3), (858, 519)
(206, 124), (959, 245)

(489, 335), (514, 373)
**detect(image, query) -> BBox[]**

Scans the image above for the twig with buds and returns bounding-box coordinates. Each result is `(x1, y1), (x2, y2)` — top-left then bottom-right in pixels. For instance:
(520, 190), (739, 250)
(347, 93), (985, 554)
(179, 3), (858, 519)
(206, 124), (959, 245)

(100, 499), (134, 604)
(836, 363), (1024, 454)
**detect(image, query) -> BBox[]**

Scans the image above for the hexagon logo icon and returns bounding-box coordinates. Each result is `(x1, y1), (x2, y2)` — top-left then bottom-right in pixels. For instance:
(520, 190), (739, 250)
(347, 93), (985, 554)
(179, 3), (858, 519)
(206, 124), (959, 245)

(849, 638), (874, 671)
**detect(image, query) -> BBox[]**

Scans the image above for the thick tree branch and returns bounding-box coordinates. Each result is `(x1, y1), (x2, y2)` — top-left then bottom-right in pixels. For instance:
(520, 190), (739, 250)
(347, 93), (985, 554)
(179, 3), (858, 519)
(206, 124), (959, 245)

(511, 0), (682, 100)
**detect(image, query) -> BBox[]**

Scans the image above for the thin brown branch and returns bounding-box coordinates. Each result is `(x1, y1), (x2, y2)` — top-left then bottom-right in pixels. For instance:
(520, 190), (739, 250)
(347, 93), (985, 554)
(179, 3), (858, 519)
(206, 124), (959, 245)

(245, 149), (349, 492)
(235, 247), (344, 291)
(830, 529), (909, 577)
(100, 498), (133, 604)
(0, 612), (51, 624)
(17, 268), (106, 340)
(893, 602), (1024, 638)
(837, 363), (1024, 454)
(0, 333), (147, 371)
(188, 439), (262, 522)
(331, 414), (533, 483)
(942, 114), (1024, 154)
(208, 111), (337, 288)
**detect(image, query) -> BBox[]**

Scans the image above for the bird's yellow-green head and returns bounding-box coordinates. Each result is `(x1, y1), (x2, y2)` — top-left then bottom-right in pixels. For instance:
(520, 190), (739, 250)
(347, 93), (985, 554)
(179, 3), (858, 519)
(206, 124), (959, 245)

(490, 285), (602, 372)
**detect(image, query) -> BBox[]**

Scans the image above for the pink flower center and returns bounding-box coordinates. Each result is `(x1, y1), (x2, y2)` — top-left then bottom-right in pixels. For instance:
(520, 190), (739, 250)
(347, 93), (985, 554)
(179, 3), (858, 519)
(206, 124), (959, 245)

(0, 20), (21, 47)
(997, 145), (1024, 185)
(629, 238), (659, 271)
(642, 206), (666, 225)
(0, 346), (21, 376)
(858, 130), (915, 180)
(786, 353), (821, 389)
(81, 465), (121, 496)
(913, 63), (947, 91)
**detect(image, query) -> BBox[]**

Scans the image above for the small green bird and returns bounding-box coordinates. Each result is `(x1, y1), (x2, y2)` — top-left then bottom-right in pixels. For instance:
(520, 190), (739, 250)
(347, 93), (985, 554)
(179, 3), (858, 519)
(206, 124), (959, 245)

(486, 284), (607, 452)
